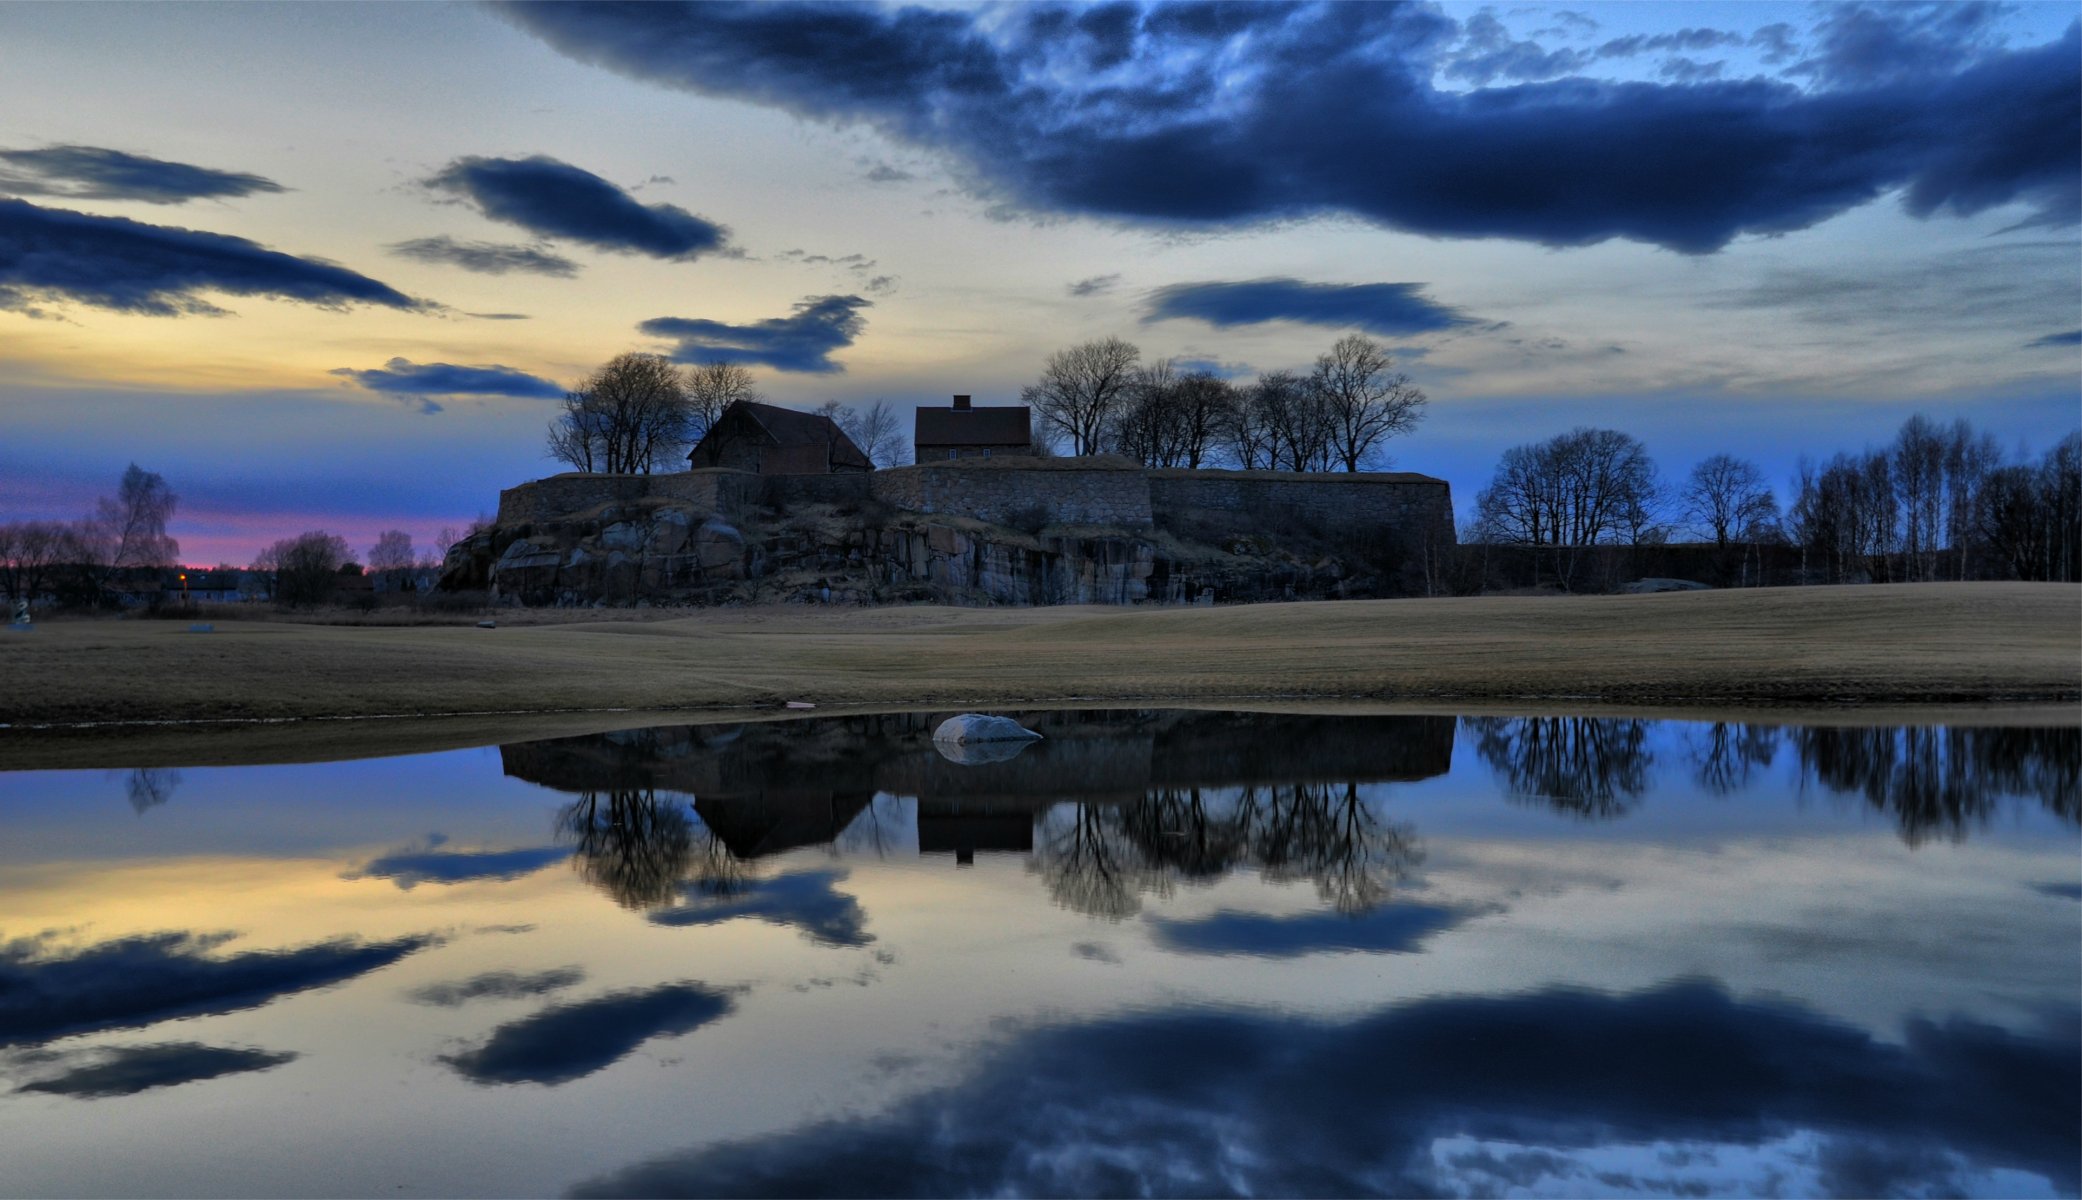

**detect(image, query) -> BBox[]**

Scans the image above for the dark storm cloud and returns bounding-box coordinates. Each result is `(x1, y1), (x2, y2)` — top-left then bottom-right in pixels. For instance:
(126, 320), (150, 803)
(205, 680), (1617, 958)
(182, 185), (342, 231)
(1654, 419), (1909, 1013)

(1146, 901), (1492, 958)
(0, 145), (285, 205)
(424, 155), (729, 260)
(1595, 28), (1746, 60)
(498, 2), (2080, 253)
(388, 235), (580, 278)
(15, 1042), (296, 1098)
(0, 198), (428, 316)
(407, 967), (586, 1007)
(1790, 1), (2011, 90)
(639, 294), (869, 373)
(1144, 279), (1474, 336)
(330, 359), (566, 403)
(1067, 273), (1120, 297)
(648, 869), (870, 947)
(2026, 330), (2082, 349)
(570, 979), (2081, 1198)
(0, 929), (433, 1046)
(440, 982), (733, 1086)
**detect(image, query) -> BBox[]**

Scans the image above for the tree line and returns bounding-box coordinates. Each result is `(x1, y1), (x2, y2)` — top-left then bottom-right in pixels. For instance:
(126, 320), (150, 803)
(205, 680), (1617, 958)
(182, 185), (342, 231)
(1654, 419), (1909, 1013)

(1022, 333), (1427, 470)
(1465, 415), (2080, 590)
(0, 463), (467, 611)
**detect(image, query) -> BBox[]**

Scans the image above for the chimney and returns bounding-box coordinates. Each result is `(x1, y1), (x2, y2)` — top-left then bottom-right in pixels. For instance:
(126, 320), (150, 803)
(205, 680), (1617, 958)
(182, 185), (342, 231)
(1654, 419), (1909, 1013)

(952, 394), (971, 411)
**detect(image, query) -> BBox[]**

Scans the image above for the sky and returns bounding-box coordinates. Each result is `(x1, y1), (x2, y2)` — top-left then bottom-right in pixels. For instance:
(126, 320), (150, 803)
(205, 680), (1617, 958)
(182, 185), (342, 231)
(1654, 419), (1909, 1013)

(0, 0), (2076, 566)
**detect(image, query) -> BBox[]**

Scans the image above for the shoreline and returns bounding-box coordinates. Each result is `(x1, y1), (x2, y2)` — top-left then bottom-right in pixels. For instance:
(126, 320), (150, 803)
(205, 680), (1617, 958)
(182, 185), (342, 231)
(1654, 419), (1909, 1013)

(2, 582), (2075, 768)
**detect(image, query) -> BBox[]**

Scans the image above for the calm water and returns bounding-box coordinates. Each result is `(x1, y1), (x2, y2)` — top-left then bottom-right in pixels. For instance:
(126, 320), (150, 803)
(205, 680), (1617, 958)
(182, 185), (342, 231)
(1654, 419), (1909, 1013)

(1, 711), (2076, 1199)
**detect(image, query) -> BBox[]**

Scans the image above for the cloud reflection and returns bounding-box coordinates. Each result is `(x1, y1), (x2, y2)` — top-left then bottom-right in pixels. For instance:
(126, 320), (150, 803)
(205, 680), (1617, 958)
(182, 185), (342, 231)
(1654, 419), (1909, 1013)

(0, 929), (433, 1046)
(14, 1042), (295, 1098)
(570, 979), (2079, 1198)
(441, 983), (734, 1086)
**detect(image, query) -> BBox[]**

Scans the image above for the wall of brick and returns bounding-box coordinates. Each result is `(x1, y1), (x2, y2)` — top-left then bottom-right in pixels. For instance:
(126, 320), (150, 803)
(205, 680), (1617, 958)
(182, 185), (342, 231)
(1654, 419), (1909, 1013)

(870, 461), (1153, 528)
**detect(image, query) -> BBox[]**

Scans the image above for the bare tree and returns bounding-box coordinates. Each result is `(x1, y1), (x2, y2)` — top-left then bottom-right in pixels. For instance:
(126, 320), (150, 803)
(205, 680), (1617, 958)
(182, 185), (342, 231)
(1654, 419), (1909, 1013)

(367, 530), (415, 574)
(1681, 453), (1778, 548)
(1308, 334), (1427, 471)
(546, 353), (695, 474)
(683, 361), (758, 447)
(91, 463), (181, 569)
(819, 398), (905, 467)
(259, 530), (350, 607)
(0, 521), (67, 610)
(1240, 369), (1332, 471)
(1021, 336), (1140, 455)
(1893, 414), (1946, 581)
(1108, 358), (1186, 467)
(1474, 427), (1661, 589)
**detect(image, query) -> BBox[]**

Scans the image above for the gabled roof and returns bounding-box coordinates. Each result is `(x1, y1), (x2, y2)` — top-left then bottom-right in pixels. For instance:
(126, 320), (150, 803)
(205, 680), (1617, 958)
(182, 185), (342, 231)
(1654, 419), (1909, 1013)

(696, 401), (871, 469)
(915, 403), (1031, 448)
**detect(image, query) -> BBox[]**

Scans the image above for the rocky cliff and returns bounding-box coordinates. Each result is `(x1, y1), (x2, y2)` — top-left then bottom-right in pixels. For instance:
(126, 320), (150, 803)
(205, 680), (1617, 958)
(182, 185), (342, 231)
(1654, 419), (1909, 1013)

(439, 488), (1422, 608)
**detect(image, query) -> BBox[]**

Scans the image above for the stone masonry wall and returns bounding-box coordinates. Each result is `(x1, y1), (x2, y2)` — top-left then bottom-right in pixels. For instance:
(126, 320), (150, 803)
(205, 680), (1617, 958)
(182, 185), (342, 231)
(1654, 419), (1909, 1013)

(870, 460), (1153, 528)
(497, 470), (760, 526)
(765, 472), (874, 509)
(1150, 469), (1454, 544)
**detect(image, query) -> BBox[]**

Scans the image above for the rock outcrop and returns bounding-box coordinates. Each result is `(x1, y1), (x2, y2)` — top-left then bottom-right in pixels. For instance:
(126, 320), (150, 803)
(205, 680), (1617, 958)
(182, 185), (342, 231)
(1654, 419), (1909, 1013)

(441, 485), (1428, 609)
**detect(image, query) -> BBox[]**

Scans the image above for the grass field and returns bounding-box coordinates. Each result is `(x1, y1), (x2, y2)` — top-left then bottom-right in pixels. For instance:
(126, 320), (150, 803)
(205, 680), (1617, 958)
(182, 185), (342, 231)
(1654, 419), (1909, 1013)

(2, 582), (2074, 739)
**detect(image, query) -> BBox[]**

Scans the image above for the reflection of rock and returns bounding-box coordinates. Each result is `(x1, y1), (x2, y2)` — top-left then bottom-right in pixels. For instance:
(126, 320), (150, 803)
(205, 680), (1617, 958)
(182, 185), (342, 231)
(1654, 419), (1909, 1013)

(933, 737), (1038, 766)
(932, 714), (1044, 745)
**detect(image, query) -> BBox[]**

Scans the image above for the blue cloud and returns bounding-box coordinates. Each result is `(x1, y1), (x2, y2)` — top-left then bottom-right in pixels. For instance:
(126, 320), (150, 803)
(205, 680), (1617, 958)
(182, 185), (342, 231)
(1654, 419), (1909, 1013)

(569, 979), (2081, 1197)
(388, 235), (579, 278)
(1147, 902), (1492, 959)
(500, 3), (2080, 252)
(441, 982), (734, 1086)
(344, 838), (571, 887)
(2026, 329), (2082, 349)
(640, 294), (869, 373)
(425, 155), (729, 260)
(0, 929), (433, 1046)
(1790, 2), (2011, 90)
(0, 144), (285, 205)
(0, 198), (428, 317)
(330, 359), (566, 405)
(1145, 278), (1474, 336)
(648, 868), (871, 947)
(15, 1042), (296, 1098)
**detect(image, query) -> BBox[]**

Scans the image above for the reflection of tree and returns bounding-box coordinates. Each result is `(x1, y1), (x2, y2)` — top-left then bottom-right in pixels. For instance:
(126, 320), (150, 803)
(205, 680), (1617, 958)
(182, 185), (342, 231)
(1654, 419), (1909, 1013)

(1468, 717), (1652, 817)
(1034, 802), (1147, 920)
(1032, 782), (1421, 920)
(557, 788), (695, 909)
(124, 768), (181, 815)
(1687, 723), (1780, 796)
(1251, 783), (1422, 914)
(1793, 725), (2080, 846)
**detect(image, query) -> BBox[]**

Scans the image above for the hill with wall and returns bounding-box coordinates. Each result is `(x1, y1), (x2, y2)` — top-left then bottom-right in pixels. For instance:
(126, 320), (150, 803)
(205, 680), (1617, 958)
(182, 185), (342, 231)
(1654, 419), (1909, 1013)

(441, 458), (1455, 607)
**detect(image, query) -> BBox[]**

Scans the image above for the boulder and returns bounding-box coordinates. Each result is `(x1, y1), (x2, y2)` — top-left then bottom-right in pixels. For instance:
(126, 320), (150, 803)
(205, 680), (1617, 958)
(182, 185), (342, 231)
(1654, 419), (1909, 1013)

(931, 713), (1043, 745)
(599, 521), (645, 551)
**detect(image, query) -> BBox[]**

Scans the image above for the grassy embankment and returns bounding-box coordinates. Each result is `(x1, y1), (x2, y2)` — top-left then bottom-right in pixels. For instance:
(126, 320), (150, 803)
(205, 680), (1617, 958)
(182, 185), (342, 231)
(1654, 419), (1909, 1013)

(1, 582), (2074, 762)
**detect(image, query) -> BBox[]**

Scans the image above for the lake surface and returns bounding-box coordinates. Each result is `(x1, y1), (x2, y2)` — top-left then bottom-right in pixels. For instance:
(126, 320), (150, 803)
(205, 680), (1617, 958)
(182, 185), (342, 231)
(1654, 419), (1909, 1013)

(1, 710), (2076, 1198)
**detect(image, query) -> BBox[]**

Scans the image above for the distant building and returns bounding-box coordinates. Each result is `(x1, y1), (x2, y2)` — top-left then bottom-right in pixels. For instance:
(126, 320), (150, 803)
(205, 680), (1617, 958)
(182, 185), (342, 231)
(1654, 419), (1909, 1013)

(687, 400), (872, 475)
(914, 395), (1033, 461)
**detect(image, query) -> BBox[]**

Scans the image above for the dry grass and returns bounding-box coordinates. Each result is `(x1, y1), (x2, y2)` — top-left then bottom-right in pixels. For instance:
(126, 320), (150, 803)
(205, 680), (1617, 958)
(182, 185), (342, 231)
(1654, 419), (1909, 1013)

(1, 584), (2074, 736)
(3, 582), (2075, 770)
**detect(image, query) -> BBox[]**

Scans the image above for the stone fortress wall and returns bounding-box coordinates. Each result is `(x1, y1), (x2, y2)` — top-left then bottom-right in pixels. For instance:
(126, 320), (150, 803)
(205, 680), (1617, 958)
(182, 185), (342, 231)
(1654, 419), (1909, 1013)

(498, 458), (1454, 545)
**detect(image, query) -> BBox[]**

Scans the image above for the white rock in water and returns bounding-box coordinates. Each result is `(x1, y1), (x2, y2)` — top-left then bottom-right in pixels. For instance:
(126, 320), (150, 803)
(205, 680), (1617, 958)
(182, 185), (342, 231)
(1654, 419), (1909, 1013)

(932, 713), (1043, 744)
